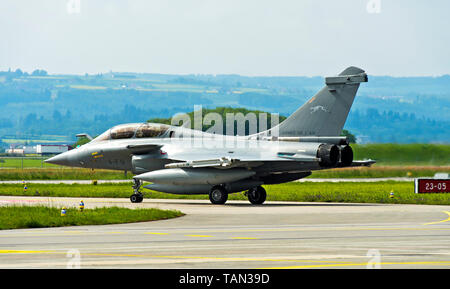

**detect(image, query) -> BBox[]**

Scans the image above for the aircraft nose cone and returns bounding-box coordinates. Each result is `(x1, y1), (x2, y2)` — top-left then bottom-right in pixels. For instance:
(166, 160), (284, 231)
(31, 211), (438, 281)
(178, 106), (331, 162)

(45, 152), (70, 166)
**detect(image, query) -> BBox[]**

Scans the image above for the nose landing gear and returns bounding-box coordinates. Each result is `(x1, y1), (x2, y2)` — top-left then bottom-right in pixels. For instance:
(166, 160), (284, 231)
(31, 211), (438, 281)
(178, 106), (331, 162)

(130, 178), (144, 203)
(209, 186), (228, 204)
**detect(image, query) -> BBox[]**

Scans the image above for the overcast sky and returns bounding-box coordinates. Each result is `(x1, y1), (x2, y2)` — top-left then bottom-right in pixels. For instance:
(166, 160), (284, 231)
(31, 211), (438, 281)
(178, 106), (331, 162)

(1, 0), (449, 76)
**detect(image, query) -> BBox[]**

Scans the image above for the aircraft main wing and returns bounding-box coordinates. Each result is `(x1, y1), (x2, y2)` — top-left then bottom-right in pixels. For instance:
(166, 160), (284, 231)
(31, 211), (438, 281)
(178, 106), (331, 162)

(122, 140), (375, 169)
(164, 150), (319, 169)
(162, 147), (375, 169)
(165, 157), (239, 169)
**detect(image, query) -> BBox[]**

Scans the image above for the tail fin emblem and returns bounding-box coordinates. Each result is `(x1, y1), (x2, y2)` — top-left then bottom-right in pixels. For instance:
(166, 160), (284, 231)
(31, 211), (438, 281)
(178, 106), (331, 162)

(310, 106), (329, 114)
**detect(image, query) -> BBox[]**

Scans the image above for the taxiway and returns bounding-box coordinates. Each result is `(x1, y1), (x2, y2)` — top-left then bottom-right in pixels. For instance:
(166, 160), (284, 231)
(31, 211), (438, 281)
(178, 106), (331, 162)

(0, 196), (449, 268)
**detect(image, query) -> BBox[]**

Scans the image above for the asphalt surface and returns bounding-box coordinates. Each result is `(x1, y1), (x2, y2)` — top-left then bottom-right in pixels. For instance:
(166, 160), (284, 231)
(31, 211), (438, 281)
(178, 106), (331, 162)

(0, 196), (449, 269)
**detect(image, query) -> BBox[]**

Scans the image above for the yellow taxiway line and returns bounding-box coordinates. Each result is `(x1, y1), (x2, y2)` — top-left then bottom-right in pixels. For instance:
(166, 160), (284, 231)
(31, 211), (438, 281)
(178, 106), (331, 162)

(1, 250), (450, 268)
(0, 250), (353, 264)
(1, 225), (450, 239)
(423, 211), (450, 226)
(259, 261), (450, 269)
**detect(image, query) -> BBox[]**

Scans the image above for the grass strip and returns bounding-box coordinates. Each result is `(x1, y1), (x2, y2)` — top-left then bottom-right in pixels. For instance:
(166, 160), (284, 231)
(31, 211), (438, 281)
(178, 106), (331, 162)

(309, 166), (449, 178)
(1, 181), (449, 205)
(351, 143), (450, 166)
(0, 206), (184, 230)
(0, 166), (448, 181)
(0, 168), (132, 181)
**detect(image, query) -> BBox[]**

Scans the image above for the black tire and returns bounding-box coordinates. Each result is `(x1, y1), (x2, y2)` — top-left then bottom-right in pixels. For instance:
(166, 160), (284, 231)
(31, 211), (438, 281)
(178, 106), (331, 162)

(130, 194), (143, 203)
(248, 186), (266, 205)
(209, 186), (228, 204)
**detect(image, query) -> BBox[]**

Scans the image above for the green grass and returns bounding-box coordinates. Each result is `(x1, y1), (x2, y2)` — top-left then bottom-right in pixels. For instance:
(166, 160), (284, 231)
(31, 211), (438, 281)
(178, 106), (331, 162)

(0, 183), (135, 198)
(310, 166), (449, 178)
(351, 143), (450, 165)
(0, 206), (184, 230)
(0, 168), (131, 180)
(1, 181), (449, 205)
(0, 158), (58, 168)
(262, 182), (449, 205)
(0, 166), (448, 181)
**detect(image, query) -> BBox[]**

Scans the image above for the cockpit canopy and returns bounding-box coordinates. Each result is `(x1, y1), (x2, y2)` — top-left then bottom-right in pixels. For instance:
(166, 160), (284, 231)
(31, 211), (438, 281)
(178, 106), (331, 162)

(91, 123), (170, 142)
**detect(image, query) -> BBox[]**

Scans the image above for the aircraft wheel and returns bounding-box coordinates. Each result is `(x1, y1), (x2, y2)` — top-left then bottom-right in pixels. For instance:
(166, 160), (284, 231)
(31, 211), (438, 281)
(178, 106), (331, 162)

(130, 193), (143, 203)
(209, 186), (228, 205)
(248, 186), (266, 205)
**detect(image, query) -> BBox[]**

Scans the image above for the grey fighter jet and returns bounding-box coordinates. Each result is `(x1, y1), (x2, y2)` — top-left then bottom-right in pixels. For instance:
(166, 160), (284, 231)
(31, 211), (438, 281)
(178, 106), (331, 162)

(46, 66), (374, 204)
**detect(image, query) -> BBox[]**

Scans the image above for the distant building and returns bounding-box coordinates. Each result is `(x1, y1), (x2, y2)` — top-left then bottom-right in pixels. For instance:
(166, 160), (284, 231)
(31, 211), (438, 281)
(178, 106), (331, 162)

(6, 144), (70, 155)
(5, 147), (24, 155)
(23, 145), (37, 154)
(36, 144), (70, 155)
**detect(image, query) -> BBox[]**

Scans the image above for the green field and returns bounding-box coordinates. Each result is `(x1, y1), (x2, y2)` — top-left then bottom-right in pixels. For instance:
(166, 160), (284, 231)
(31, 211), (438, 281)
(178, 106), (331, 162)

(0, 168), (129, 180)
(0, 206), (184, 230)
(1, 181), (449, 205)
(310, 166), (449, 178)
(0, 166), (448, 181)
(351, 144), (450, 165)
(0, 157), (58, 169)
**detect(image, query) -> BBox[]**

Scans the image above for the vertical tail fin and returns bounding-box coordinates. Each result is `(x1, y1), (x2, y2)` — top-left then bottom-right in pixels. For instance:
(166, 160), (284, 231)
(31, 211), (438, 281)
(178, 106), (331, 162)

(267, 66), (367, 137)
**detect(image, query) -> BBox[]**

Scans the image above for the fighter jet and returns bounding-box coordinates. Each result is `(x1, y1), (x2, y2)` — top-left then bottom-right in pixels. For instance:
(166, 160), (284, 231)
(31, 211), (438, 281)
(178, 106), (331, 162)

(46, 66), (374, 204)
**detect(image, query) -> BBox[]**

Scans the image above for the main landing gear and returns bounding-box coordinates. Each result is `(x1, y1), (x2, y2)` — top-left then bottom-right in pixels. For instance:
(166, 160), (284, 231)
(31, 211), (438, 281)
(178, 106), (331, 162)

(246, 186), (267, 205)
(130, 178), (144, 203)
(208, 185), (267, 205)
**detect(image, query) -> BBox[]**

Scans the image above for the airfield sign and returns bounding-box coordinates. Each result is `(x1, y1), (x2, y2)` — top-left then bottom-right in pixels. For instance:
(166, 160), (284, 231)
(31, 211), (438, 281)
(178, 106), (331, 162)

(415, 178), (450, 194)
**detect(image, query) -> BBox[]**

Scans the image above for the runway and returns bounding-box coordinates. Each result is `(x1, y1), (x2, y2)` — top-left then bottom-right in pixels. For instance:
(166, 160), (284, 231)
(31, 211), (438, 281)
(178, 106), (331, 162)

(0, 196), (449, 268)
